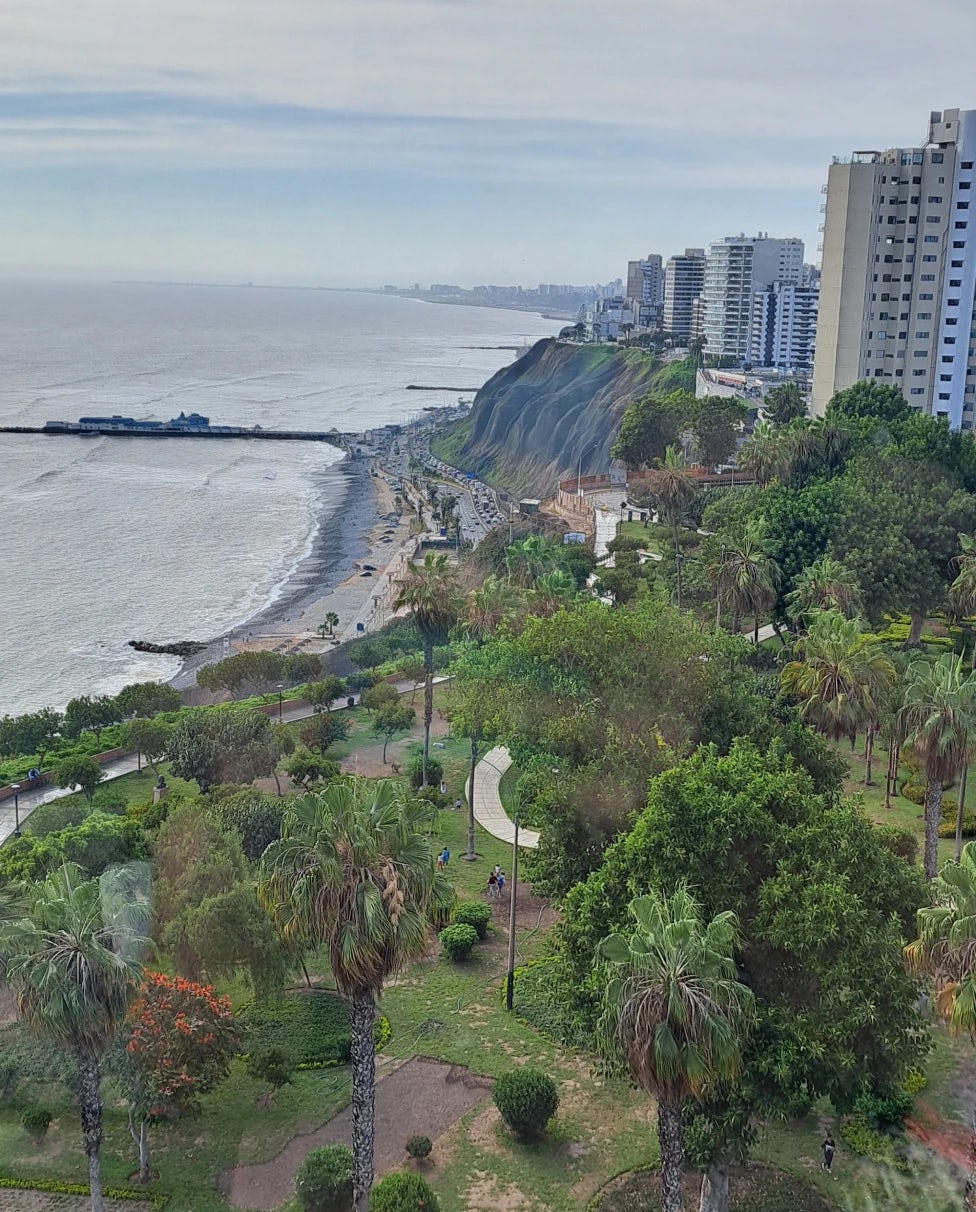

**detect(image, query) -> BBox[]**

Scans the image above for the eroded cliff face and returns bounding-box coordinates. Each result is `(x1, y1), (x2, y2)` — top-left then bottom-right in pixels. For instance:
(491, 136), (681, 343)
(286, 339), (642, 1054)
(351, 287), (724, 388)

(452, 338), (663, 496)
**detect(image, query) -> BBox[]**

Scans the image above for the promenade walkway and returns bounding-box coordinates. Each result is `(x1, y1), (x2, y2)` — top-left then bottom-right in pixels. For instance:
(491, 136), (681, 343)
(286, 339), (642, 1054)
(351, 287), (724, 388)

(471, 746), (539, 849)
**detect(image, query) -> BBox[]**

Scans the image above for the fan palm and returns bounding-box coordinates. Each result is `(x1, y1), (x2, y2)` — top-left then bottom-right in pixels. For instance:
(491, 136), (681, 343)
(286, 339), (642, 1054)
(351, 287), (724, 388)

(905, 842), (976, 1210)
(781, 610), (896, 785)
(260, 779), (451, 1211)
(504, 534), (559, 587)
(461, 575), (522, 641)
(643, 445), (698, 608)
(950, 534), (976, 667)
(736, 420), (791, 486)
(710, 522), (781, 640)
(599, 888), (754, 1212)
(395, 552), (460, 785)
(785, 554), (863, 624)
(0, 864), (147, 1212)
(529, 569), (578, 618)
(901, 653), (976, 879)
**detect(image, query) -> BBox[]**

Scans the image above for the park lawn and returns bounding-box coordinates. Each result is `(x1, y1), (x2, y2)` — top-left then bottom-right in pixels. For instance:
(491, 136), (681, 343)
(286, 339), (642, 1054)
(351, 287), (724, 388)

(41, 761), (199, 814)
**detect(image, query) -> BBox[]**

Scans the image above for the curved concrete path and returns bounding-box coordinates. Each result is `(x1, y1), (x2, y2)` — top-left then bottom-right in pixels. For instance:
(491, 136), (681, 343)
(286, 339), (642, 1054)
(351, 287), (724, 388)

(471, 746), (539, 849)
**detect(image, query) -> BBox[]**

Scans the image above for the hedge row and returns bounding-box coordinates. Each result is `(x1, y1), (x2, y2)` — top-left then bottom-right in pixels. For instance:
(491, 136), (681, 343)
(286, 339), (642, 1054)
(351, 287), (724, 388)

(0, 1175), (168, 1206)
(238, 991), (391, 1066)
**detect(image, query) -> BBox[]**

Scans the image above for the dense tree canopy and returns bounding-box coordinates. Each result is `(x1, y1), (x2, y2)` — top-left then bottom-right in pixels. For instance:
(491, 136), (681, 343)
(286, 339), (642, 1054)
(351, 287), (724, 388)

(167, 707), (280, 793)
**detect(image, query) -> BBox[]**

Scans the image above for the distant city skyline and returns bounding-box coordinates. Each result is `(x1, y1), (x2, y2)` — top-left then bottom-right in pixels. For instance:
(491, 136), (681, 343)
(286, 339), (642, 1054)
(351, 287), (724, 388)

(3, 0), (976, 284)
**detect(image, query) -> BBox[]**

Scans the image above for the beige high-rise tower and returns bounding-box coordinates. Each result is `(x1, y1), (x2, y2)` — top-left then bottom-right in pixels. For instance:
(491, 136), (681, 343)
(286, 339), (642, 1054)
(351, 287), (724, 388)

(812, 108), (976, 427)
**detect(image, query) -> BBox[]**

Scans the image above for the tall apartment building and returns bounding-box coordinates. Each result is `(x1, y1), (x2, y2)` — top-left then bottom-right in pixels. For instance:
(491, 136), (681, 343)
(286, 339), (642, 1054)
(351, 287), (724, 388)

(626, 255), (665, 307)
(663, 248), (706, 343)
(812, 108), (976, 426)
(701, 235), (804, 360)
(751, 281), (819, 370)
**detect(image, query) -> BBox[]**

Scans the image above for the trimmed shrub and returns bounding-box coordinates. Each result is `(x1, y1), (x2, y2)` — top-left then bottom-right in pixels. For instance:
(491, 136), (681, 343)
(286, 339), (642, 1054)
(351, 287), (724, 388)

(939, 814), (976, 839)
(408, 754), (443, 790)
(903, 1067), (928, 1095)
(295, 1144), (353, 1212)
(856, 1086), (914, 1129)
(452, 901), (492, 940)
(246, 1046), (294, 1090)
(439, 923), (478, 962)
(492, 1068), (559, 1139)
(405, 1134), (433, 1160)
(21, 1108), (52, 1136)
(369, 1171), (439, 1211)
(900, 782), (925, 806)
(509, 961), (589, 1049)
(839, 1115), (910, 1173)
(874, 825), (918, 865)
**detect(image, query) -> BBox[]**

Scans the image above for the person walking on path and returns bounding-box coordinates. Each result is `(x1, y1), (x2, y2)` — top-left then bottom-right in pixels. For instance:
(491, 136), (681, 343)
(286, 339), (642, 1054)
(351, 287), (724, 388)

(487, 872), (498, 900)
(821, 1134), (836, 1174)
(440, 847), (450, 868)
(496, 870), (505, 895)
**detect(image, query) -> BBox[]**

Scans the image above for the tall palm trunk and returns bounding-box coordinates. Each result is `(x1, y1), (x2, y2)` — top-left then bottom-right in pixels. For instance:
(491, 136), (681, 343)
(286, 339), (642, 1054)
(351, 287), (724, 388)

(699, 1161), (730, 1212)
(965, 1105), (976, 1212)
(657, 1099), (684, 1212)
(466, 731), (479, 862)
(864, 726), (874, 786)
(422, 636), (434, 786)
(77, 1052), (105, 1212)
(957, 764), (970, 864)
(924, 776), (944, 880)
(906, 608), (925, 649)
(885, 736), (897, 810)
(349, 988), (377, 1212)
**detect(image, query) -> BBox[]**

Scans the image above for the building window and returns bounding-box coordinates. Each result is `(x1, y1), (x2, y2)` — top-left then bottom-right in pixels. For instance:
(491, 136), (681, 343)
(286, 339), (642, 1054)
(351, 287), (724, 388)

(948, 319), (959, 326)
(916, 331), (931, 338)
(913, 369), (926, 376)
(914, 350), (929, 357)
(920, 292), (934, 299)
(924, 235), (940, 242)
(964, 162), (974, 169)
(951, 283), (962, 289)
(944, 355), (955, 363)
(942, 374), (954, 381)
(952, 260), (964, 267)
(954, 241), (967, 248)
(927, 215), (942, 222)
(918, 312), (932, 319)
(923, 254), (938, 261)
(933, 152), (945, 163)
(929, 195), (943, 203)
(922, 273), (936, 280)
(945, 337), (957, 344)
(960, 201), (971, 209)
(913, 176), (921, 184)
(940, 392), (951, 399)
(911, 388), (924, 394)
(957, 222), (969, 230)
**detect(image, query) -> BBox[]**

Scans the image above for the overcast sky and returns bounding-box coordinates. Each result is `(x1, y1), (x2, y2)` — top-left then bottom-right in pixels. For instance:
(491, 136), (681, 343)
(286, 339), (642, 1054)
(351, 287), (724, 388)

(3, 0), (976, 286)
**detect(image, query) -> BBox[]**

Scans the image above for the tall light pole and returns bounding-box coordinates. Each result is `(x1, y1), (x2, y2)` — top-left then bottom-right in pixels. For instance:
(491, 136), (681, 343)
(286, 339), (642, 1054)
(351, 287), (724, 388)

(276, 682), (285, 723)
(577, 442), (599, 498)
(10, 783), (20, 838)
(505, 814), (520, 1012)
(715, 543), (726, 630)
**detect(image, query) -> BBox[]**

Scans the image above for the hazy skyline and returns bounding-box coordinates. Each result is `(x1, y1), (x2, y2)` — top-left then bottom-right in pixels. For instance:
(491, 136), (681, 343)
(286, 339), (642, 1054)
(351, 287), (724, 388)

(4, 0), (976, 285)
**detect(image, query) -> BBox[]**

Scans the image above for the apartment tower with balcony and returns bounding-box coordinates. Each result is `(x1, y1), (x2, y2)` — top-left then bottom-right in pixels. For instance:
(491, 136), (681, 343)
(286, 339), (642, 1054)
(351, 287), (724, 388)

(663, 248), (706, 344)
(701, 234), (804, 360)
(812, 108), (976, 427)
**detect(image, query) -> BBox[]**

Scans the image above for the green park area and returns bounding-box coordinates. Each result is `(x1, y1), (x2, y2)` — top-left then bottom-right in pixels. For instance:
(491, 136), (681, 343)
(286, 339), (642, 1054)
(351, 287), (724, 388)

(4, 380), (976, 1212)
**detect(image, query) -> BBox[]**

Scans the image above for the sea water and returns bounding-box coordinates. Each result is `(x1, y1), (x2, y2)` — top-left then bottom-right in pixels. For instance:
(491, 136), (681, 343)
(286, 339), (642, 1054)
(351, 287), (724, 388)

(0, 282), (559, 714)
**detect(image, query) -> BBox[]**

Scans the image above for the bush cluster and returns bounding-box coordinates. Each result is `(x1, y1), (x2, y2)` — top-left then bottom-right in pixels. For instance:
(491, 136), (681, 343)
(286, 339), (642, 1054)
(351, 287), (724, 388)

(509, 961), (588, 1049)
(452, 901), (492, 940)
(439, 923), (478, 962)
(240, 991), (389, 1066)
(492, 1068), (559, 1139)
(369, 1171), (440, 1211)
(855, 1086), (914, 1129)
(294, 1144), (353, 1212)
(405, 1134), (432, 1159)
(21, 1107), (52, 1135)
(408, 754), (443, 791)
(902, 1067), (928, 1095)
(0, 1176), (167, 1206)
(839, 1115), (911, 1173)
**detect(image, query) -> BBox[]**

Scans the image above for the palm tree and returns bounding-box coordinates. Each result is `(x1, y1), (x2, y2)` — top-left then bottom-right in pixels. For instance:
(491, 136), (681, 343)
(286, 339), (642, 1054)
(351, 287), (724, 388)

(736, 420), (791, 486)
(763, 381), (807, 426)
(643, 445), (698, 609)
(780, 610), (897, 784)
(950, 534), (976, 668)
(599, 889), (754, 1212)
(326, 611), (340, 636)
(905, 842), (976, 1210)
(395, 552), (460, 785)
(0, 865), (147, 1212)
(528, 569), (577, 618)
(785, 554), (863, 624)
(901, 653), (976, 879)
(461, 575), (522, 641)
(259, 780), (450, 1211)
(504, 535), (559, 587)
(710, 522), (780, 640)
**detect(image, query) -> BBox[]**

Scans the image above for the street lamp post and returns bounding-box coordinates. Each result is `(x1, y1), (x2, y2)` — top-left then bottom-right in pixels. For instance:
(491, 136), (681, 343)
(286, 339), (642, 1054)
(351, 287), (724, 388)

(276, 683), (285, 723)
(10, 783), (20, 838)
(505, 814), (520, 1012)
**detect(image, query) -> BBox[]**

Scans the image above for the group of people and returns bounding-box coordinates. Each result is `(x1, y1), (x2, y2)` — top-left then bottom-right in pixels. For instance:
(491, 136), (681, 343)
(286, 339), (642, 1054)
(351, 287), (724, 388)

(436, 847), (450, 871)
(486, 865), (506, 899)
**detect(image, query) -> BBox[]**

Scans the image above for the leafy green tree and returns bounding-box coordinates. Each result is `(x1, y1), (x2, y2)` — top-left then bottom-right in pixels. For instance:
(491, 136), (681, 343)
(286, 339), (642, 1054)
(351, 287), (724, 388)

(0, 865), (147, 1212)
(207, 788), (284, 861)
(306, 676), (348, 712)
(528, 569), (578, 618)
(780, 610), (896, 781)
(825, 379), (910, 424)
(503, 535), (560, 588)
(52, 754), (104, 803)
(372, 704), (415, 763)
(282, 653), (322, 684)
(153, 804), (287, 992)
(611, 390), (691, 470)
(901, 652), (976, 878)
(359, 681), (400, 714)
(301, 710), (352, 755)
(599, 890), (754, 1212)
(196, 650), (285, 698)
(120, 717), (171, 774)
(785, 554), (862, 623)
(260, 780), (451, 1211)
(395, 553), (461, 785)
(115, 682), (182, 719)
(688, 396), (748, 471)
(558, 741), (927, 1155)
(285, 749), (340, 790)
(763, 381), (807, 426)
(167, 707), (280, 793)
(905, 842), (976, 1210)
(0, 708), (63, 766)
(63, 695), (121, 744)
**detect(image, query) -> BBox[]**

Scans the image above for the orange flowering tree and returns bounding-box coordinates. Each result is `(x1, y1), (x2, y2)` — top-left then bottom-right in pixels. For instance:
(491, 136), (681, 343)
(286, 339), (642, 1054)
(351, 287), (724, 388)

(123, 972), (238, 1182)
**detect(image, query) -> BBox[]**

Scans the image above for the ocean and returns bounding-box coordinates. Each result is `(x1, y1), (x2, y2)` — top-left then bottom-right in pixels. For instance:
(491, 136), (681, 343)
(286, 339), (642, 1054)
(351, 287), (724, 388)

(0, 282), (560, 716)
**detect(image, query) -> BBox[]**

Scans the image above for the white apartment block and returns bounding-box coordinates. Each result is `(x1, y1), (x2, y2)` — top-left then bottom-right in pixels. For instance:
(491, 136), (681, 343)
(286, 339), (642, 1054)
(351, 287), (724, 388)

(751, 281), (819, 370)
(626, 255), (665, 308)
(812, 108), (976, 427)
(702, 235), (804, 360)
(664, 248), (706, 344)
(589, 296), (637, 342)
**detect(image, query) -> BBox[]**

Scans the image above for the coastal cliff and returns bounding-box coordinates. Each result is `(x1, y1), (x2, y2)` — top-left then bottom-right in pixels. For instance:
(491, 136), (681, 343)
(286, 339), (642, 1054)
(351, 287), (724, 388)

(433, 338), (688, 497)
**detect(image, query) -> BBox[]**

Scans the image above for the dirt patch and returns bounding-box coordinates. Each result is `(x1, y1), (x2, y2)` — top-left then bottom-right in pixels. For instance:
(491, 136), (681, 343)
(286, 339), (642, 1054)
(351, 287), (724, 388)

(0, 981), (17, 1028)
(0, 1195), (155, 1212)
(591, 1161), (835, 1211)
(906, 1097), (970, 1173)
(465, 1173), (544, 1210)
(220, 1056), (492, 1210)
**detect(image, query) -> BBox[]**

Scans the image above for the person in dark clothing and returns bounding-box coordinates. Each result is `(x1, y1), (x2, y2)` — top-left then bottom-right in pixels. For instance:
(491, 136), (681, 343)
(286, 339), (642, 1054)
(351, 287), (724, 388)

(822, 1135), (836, 1173)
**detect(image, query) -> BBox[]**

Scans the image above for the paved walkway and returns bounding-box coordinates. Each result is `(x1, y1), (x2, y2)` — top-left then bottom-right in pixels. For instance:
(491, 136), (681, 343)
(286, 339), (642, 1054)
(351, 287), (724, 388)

(471, 746), (539, 849)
